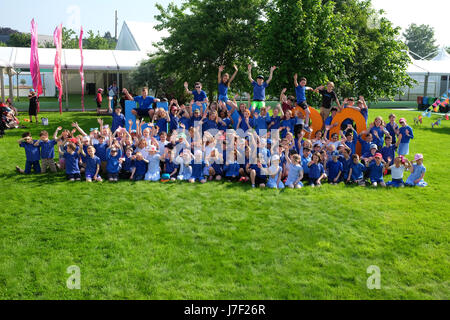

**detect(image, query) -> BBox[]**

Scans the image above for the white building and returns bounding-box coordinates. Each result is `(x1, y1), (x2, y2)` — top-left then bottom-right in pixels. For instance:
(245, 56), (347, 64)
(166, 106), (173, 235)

(0, 21), (165, 105)
(402, 48), (450, 100)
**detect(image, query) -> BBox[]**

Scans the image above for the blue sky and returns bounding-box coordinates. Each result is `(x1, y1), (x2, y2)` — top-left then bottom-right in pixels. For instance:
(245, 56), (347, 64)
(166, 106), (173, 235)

(0, 0), (177, 35)
(1, 0), (447, 46)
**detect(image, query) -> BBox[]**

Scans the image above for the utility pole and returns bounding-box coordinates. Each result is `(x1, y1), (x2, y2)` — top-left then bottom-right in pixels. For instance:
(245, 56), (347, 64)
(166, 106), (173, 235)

(115, 10), (118, 40)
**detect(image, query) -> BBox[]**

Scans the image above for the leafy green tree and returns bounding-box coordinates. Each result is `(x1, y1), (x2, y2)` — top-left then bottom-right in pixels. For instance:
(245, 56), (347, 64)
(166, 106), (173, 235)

(403, 23), (438, 60)
(62, 27), (78, 49)
(7, 32), (31, 47)
(84, 30), (116, 50)
(154, 0), (265, 100)
(0, 41), (6, 47)
(256, 0), (355, 104)
(327, 0), (414, 100)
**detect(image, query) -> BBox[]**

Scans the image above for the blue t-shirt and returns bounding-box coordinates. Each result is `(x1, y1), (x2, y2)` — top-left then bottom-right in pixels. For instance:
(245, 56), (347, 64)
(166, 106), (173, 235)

(94, 142), (108, 161)
(134, 96), (155, 110)
(39, 140), (57, 159)
(64, 149), (80, 174)
(202, 119), (218, 133)
(238, 117), (254, 132)
(191, 160), (205, 179)
(350, 162), (365, 180)
(122, 155), (134, 172)
(270, 115), (281, 130)
(281, 118), (295, 138)
(381, 145), (396, 165)
(370, 126), (384, 148)
(20, 141), (41, 162)
(358, 136), (371, 156)
(360, 108), (368, 122)
(85, 155), (101, 176)
(106, 149), (122, 174)
(255, 114), (271, 134)
(252, 81), (268, 101)
(309, 163), (324, 180)
(339, 156), (352, 180)
(192, 90), (207, 102)
(327, 160), (343, 180)
(133, 159), (148, 176)
(295, 85), (307, 104)
(369, 161), (384, 182)
(385, 122), (398, 144)
(399, 126), (414, 143)
(286, 163), (303, 185)
(406, 164), (426, 184)
(218, 117), (231, 131)
(224, 162), (240, 177)
(179, 116), (192, 130)
(218, 82), (228, 97)
(156, 118), (168, 133)
(112, 112), (126, 133)
(164, 159), (179, 174)
(169, 114), (179, 131)
(301, 155), (311, 175)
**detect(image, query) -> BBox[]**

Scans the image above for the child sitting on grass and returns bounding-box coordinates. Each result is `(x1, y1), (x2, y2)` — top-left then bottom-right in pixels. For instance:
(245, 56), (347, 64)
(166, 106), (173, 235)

(284, 150), (303, 189)
(386, 156), (411, 188)
(130, 152), (148, 181)
(106, 146), (122, 182)
(60, 140), (83, 181)
(347, 154), (366, 186)
(366, 153), (386, 187)
(405, 153), (427, 187)
(308, 152), (326, 187)
(16, 132), (41, 174)
(326, 151), (343, 185)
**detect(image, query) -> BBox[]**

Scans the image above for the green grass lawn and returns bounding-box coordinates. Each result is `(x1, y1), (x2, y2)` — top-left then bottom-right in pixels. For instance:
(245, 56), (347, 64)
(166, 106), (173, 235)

(0, 109), (448, 299)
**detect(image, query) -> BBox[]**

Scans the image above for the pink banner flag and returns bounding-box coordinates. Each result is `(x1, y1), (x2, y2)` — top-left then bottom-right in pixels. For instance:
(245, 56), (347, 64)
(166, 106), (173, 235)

(30, 19), (43, 111)
(53, 24), (63, 114)
(79, 26), (85, 112)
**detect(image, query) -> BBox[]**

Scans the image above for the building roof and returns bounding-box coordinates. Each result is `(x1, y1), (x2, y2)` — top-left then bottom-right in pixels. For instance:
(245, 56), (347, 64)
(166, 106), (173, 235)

(115, 21), (168, 53)
(0, 46), (148, 71)
(432, 47), (450, 61)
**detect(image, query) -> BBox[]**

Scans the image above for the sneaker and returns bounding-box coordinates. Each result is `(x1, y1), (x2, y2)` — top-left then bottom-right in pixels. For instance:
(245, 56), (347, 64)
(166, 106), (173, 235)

(252, 184), (255, 188)
(239, 176), (246, 182)
(304, 125), (312, 133)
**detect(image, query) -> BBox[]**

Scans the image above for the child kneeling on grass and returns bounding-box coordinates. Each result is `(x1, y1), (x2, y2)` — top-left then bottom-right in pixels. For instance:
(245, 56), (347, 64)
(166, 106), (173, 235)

(60, 140), (83, 181)
(308, 152), (326, 187)
(347, 154), (366, 186)
(366, 153), (386, 187)
(84, 145), (102, 182)
(16, 132), (41, 174)
(106, 147), (122, 182)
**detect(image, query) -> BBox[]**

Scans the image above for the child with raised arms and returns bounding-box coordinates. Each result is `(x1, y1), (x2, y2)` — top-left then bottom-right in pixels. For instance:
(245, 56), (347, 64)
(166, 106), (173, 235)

(386, 156), (411, 187)
(247, 64), (276, 113)
(184, 82), (208, 113)
(60, 140), (83, 181)
(218, 65), (238, 103)
(106, 145), (122, 182)
(36, 129), (59, 173)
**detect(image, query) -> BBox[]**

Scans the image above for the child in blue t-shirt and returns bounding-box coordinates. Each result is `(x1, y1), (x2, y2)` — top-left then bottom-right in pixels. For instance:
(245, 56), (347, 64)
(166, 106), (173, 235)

(405, 153), (427, 187)
(176, 150), (193, 181)
(119, 147), (134, 180)
(326, 151), (343, 184)
(366, 153), (386, 187)
(280, 109), (295, 139)
(381, 135), (396, 167)
(284, 150), (303, 189)
(247, 64), (276, 113)
(106, 147), (122, 182)
(339, 148), (352, 182)
(190, 150), (207, 183)
(347, 154), (366, 186)
(111, 106), (125, 133)
(16, 132), (41, 174)
(163, 147), (179, 181)
(268, 105), (282, 131)
(94, 135), (108, 173)
(84, 145), (102, 182)
(397, 118), (413, 156)
(308, 152), (326, 186)
(130, 152), (149, 181)
(294, 74), (315, 133)
(253, 106), (271, 135)
(60, 141), (83, 181)
(36, 129), (58, 173)
(184, 81), (208, 112)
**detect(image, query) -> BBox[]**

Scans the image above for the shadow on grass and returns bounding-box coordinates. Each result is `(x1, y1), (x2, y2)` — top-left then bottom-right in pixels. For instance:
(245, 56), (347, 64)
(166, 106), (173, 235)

(419, 126), (450, 136)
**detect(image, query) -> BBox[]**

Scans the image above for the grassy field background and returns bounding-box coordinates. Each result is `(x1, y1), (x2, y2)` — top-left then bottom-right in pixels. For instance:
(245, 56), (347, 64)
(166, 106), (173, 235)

(0, 107), (448, 299)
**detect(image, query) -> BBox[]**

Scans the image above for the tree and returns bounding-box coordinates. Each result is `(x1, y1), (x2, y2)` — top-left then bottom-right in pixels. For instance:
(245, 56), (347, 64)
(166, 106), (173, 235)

(256, 0), (355, 103)
(403, 23), (438, 60)
(62, 27), (78, 49)
(84, 30), (116, 50)
(7, 32), (31, 47)
(20, 78), (26, 86)
(154, 0), (265, 100)
(326, 0), (415, 100)
(0, 41), (6, 47)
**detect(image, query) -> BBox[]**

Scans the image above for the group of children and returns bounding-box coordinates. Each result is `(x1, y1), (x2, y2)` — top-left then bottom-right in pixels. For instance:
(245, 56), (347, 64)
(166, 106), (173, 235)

(15, 64), (427, 188)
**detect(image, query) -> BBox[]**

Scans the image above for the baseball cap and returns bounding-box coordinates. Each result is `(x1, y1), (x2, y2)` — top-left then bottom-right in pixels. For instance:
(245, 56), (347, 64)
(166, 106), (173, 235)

(257, 75), (264, 80)
(399, 118), (406, 124)
(149, 145), (157, 152)
(332, 151), (339, 157)
(370, 144), (377, 150)
(414, 153), (423, 161)
(374, 153), (382, 158)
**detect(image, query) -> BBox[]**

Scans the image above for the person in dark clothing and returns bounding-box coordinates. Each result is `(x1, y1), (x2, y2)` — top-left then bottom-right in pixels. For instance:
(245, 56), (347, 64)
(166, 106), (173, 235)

(28, 89), (39, 123)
